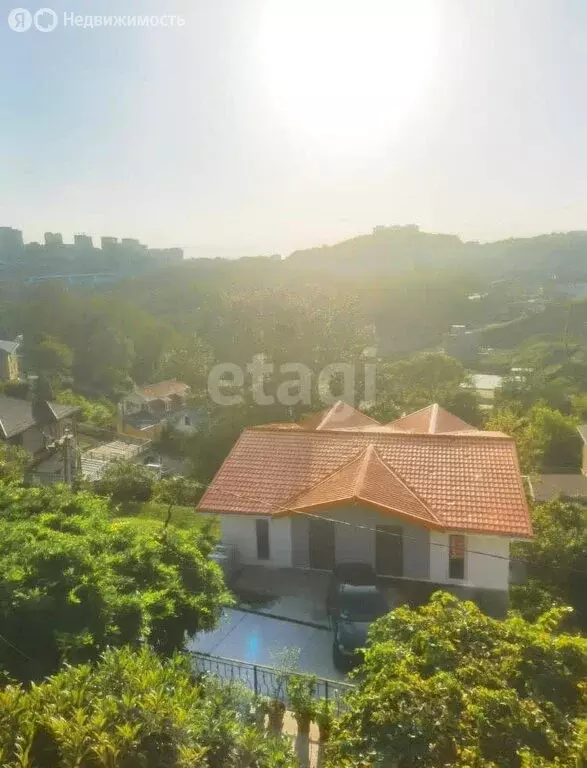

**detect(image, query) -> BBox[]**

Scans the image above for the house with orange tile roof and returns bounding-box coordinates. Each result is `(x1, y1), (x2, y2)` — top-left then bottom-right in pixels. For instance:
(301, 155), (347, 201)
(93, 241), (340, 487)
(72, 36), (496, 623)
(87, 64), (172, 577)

(119, 380), (198, 438)
(197, 401), (532, 595)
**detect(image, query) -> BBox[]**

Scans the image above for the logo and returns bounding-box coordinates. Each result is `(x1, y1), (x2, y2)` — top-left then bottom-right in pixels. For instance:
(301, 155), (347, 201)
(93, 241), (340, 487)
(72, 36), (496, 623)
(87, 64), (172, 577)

(34, 7), (57, 31)
(7, 8), (32, 31)
(7, 7), (58, 32)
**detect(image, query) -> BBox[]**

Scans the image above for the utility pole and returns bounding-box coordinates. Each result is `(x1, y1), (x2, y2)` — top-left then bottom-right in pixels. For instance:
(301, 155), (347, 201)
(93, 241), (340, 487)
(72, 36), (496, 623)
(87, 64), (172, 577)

(47, 427), (76, 486)
(63, 428), (73, 485)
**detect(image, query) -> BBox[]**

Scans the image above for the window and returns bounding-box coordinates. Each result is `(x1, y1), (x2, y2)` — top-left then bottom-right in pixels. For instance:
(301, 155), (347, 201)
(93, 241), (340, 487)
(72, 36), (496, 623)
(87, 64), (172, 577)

(256, 519), (270, 560)
(449, 534), (466, 579)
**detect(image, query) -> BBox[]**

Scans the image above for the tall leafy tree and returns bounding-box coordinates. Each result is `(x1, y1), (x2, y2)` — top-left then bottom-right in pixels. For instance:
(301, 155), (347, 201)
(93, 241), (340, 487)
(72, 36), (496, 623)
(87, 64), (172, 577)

(0, 483), (229, 681)
(511, 500), (587, 630)
(486, 403), (581, 473)
(326, 593), (587, 768)
(371, 352), (481, 424)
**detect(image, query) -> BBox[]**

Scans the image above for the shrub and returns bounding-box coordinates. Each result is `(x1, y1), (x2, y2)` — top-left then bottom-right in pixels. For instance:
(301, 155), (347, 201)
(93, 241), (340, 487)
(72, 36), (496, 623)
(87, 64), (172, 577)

(326, 592), (587, 767)
(0, 483), (230, 681)
(0, 647), (296, 768)
(94, 459), (155, 503)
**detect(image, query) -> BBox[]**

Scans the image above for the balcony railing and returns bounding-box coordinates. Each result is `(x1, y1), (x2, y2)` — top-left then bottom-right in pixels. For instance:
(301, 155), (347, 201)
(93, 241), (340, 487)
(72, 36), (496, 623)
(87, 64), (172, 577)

(190, 651), (353, 714)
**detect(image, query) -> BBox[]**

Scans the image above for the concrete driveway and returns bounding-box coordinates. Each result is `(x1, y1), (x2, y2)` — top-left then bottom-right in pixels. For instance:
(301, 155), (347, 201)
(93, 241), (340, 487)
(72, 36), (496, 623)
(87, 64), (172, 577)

(187, 608), (346, 681)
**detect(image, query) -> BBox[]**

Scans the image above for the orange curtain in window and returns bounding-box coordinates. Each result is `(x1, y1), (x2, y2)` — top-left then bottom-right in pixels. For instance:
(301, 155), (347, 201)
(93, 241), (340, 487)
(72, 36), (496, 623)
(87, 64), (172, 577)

(450, 534), (465, 558)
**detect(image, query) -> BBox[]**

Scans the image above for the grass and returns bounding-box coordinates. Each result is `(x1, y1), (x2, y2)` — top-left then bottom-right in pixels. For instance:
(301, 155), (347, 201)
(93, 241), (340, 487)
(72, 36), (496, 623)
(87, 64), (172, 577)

(113, 500), (218, 533)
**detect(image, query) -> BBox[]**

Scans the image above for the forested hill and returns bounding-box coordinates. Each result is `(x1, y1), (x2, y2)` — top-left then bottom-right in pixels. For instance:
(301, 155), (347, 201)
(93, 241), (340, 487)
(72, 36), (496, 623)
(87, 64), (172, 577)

(2, 225), (587, 400)
(286, 225), (587, 283)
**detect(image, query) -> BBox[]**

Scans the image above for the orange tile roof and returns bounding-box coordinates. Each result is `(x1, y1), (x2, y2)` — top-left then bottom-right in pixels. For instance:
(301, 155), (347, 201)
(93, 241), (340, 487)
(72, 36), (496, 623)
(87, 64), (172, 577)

(278, 445), (440, 526)
(300, 401), (381, 431)
(136, 380), (190, 400)
(386, 403), (476, 434)
(197, 415), (532, 537)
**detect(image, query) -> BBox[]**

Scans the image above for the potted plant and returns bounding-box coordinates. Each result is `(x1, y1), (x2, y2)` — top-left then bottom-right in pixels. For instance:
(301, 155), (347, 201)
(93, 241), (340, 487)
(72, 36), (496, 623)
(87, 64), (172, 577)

(266, 646), (300, 733)
(287, 673), (317, 736)
(251, 694), (271, 728)
(267, 697), (286, 732)
(315, 698), (335, 743)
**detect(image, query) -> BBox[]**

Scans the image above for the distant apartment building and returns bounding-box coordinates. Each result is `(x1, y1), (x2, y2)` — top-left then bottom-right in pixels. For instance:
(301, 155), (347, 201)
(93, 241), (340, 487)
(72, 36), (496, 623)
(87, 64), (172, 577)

(121, 237), (146, 251)
(149, 247), (183, 265)
(0, 226), (183, 281)
(44, 232), (64, 246)
(74, 234), (94, 248)
(0, 227), (24, 259)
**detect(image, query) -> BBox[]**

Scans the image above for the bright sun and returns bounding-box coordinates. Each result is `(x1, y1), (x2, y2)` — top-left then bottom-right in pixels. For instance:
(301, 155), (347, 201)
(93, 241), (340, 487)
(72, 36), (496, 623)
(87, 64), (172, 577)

(258, 1), (443, 153)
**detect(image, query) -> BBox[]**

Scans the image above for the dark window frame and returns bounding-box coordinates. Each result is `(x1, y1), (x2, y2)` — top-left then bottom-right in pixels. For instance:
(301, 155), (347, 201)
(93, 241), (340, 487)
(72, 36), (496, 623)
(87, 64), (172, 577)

(256, 518), (270, 560)
(448, 534), (466, 580)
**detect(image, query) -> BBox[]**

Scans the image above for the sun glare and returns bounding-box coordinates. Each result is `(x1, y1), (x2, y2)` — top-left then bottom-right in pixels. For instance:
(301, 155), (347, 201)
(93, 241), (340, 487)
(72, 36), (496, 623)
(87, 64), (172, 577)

(258, 1), (442, 153)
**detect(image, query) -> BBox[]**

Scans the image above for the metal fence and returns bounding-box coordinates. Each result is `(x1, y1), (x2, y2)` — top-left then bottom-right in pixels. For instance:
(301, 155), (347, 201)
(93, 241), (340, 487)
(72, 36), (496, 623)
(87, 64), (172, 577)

(190, 651), (354, 714)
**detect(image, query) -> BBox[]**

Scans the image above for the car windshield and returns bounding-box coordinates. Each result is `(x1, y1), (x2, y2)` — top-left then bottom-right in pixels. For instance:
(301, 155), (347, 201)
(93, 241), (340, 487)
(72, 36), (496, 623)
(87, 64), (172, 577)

(340, 590), (388, 622)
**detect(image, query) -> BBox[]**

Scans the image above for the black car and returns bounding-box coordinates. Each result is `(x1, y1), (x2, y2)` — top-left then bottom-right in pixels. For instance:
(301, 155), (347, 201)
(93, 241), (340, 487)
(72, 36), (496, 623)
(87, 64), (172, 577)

(331, 583), (389, 671)
(326, 562), (377, 618)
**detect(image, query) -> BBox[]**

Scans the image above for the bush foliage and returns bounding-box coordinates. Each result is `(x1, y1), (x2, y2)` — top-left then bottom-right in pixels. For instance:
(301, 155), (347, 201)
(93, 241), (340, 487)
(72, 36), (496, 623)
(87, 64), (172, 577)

(326, 593), (587, 768)
(0, 646), (296, 768)
(0, 483), (230, 682)
(511, 500), (587, 630)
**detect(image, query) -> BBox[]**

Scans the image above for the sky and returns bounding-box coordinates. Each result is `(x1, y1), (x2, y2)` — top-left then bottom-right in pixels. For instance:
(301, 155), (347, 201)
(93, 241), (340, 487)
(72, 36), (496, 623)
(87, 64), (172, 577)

(1, 0), (586, 257)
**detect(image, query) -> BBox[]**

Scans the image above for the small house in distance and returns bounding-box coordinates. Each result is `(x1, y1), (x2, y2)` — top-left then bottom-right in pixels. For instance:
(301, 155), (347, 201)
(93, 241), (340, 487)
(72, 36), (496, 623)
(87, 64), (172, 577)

(0, 394), (80, 484)
(0, 336), (21, 382)
(119, 380), (198, 439)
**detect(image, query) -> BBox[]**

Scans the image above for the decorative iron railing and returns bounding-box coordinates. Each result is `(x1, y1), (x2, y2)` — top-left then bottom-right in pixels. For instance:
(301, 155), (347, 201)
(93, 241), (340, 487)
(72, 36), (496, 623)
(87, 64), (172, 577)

(190, 651), (354, 714)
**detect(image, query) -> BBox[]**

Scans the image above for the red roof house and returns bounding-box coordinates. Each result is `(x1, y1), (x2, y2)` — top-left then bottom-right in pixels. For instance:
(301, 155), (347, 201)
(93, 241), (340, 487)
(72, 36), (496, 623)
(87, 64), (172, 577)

(198, 402), (531, 594)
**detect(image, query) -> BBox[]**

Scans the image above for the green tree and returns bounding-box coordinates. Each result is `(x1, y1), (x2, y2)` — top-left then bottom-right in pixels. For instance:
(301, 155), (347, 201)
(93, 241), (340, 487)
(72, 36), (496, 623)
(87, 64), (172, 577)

(0, 444), (30, 485)
(56, 389), (116, 428)
(157, 333), (216, 397)
(74, 326), (135, 397)
(94, 460), (155, 503)
(25, 333), (73, 388)
(154, 475), (203, 512)
(326, 593), (587, 768)
(486, 403), (581, 473)
(371, 352), (482, 424)
(511, 500), (587, 630)
(0, 483), (229, 681)
(0, 646), (295, 767)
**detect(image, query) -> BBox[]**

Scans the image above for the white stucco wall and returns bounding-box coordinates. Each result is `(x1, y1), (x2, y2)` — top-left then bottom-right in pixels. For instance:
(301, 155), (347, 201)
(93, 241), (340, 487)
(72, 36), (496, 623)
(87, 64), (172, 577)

(218, 514), (292, 567)
(122, 393), (146, 415)
(430, 531), (510, 591)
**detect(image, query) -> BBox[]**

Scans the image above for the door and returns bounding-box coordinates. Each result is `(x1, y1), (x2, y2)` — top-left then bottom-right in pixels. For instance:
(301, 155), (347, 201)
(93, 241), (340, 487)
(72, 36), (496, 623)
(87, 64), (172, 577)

(376, 525), (403, 576)
(308, 518), (335, 570)
(256, 519), (270, 560)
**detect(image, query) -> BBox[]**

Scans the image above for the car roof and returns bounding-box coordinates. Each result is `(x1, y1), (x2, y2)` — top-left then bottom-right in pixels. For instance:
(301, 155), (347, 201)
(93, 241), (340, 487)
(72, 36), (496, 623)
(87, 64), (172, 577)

(339, 584), (383, 596)
(333, 562), (375, 582)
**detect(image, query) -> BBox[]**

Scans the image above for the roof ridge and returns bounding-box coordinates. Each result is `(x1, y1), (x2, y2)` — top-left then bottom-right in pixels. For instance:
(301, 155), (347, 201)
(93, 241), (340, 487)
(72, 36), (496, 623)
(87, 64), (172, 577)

(352, 444), (375, 495)
(358, 448), (442, 524)
(277, 443), (442, 526)
(385, 403), (432, 425)
(279, 445), (373, 510)
(315, 401), (341, 430)
(429, 403), (439, 434)
(244, 425), (514, 441)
